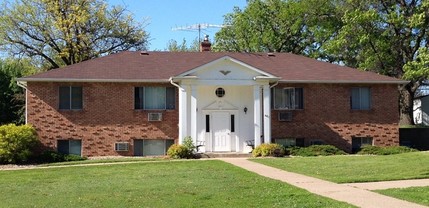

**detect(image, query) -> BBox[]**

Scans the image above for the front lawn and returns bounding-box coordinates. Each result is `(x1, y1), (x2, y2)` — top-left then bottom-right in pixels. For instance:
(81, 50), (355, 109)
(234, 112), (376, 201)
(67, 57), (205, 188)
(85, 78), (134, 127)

(0, 160), (354, 208)
(376, 186), (429, 206)
(251, 151), (429, 183)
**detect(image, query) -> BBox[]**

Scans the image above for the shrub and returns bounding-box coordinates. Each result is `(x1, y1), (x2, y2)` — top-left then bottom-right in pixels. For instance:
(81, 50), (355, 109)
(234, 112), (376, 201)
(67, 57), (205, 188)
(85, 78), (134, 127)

(0, 124), (38, 164)
(182, 136), (195, 153)
(63, 154), (87, 161)
(167, 144), (190, 159)
(36, 150), (87, 163)
(253, 143), (285, 157)
(357, 145), (417, 155)
(287, 145), (346, 157)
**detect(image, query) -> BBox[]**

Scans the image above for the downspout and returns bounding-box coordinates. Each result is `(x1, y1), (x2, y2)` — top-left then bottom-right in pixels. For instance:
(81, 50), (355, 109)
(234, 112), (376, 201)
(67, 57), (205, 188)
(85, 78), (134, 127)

(270, 80), (279, 88)
(169, 77), (184, 144)
(16, 80), (28, 124)
(169, 77), (181, 90)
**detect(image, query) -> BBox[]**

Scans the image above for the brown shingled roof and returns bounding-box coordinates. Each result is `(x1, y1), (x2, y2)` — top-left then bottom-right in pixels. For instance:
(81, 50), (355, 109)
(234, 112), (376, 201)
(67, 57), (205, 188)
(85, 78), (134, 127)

(19, 51), (407, 84)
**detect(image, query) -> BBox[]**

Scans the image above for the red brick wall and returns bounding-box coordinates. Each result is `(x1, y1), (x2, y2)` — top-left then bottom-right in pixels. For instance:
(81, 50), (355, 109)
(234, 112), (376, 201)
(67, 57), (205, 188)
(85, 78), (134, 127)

(28, 82), (400, 156)
(27, 82), (178, 157)
(271, 83), (400, 152)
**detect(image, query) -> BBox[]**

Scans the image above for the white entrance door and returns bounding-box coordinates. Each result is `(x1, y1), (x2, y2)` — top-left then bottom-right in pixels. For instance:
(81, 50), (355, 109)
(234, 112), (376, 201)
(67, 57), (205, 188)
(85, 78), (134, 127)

(212, 112), (231, 152)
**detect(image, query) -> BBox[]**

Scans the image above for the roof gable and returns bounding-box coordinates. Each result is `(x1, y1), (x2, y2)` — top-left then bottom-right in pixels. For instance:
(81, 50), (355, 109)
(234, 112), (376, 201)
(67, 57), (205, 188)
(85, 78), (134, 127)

(174, 56), (279, 81)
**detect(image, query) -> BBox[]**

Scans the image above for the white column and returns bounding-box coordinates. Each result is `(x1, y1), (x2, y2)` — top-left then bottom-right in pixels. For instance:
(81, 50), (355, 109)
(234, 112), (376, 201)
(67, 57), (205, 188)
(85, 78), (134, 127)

(253, 85), (262, 146)
(263, 85), (271, 144)
(190, 85), (198, 144)
(178, 85), (188, 144)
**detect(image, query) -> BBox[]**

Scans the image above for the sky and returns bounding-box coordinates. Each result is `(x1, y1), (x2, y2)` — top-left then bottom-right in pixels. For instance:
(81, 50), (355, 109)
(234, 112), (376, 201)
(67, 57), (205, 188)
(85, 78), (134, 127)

(107, 0), (248, 51)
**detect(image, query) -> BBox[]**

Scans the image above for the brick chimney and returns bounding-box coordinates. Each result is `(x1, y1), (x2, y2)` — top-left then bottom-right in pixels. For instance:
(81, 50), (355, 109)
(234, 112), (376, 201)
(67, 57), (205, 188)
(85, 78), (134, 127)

(200, 35), (211, 52)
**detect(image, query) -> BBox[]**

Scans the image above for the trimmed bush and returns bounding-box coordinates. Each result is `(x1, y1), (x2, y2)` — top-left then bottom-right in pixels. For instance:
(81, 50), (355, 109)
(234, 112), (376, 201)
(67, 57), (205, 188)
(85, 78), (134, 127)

(287, 145), (346, 157)
(36, 150), (87, 163)
(357, 145), (417, 155)
(0, 124), (38, 164)
(167, 144), (190, 159)
(253, 143), (285, 157)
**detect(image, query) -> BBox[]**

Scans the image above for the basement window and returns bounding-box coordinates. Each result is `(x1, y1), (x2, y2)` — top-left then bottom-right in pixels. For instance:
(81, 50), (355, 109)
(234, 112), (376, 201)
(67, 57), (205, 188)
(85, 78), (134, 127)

(352, 136), (373, 152)
(57, 139), (82, 156)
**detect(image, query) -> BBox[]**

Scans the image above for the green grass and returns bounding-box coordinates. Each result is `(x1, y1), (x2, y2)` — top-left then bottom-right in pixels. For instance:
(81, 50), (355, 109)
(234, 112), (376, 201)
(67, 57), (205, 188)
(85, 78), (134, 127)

(250, 151), (429, 183)
(376, 186), (429, 206)
(0, 160), (354, 208)
(39, 157), (162, 167)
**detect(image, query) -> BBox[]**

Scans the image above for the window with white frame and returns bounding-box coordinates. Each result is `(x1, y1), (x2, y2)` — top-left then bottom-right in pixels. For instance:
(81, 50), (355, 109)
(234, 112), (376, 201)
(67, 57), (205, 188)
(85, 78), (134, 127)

(351, 87), (371, 110)
(59, 86), (82, 110)
(135, 87), (175, 110)
(273, 87), (303, 110)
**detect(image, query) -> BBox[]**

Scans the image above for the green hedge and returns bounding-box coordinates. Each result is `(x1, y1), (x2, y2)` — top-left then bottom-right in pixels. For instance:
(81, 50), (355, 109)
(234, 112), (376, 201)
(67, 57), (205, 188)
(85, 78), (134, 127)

(287, 145), (346, 157)
(357, 145), (417, 155)
(0, 124), (38, 164)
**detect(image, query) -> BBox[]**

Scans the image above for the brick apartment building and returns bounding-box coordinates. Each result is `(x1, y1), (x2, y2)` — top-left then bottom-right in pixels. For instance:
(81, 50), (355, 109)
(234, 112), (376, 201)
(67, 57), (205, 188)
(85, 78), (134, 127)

(17, 42), (407, 156)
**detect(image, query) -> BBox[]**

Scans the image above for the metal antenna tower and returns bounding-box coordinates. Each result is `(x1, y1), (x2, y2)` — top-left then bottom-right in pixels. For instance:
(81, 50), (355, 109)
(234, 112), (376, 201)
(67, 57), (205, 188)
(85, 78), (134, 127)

(172, 23), (226, 42)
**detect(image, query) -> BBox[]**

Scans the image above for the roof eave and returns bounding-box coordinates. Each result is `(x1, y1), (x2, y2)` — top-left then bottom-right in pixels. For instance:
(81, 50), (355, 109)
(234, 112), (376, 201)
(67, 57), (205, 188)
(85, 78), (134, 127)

(16, 78), (171, 83)
(278, 80), (409, 84)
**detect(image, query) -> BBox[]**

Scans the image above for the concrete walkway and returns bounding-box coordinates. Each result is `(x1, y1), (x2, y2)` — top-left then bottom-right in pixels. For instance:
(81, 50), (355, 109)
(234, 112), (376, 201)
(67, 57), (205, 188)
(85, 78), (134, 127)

(220, 158), (427, 208)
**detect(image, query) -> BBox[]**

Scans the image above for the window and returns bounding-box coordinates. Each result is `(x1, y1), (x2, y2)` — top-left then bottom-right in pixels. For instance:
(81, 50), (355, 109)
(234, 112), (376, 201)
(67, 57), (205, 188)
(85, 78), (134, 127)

(352, 136), (373, 152)
(205, 115), (210, 132)
(57, 140), (82, 156)
(135, 87), (175, 110)
(231, 114), (235, 132)
(133, 139), (175, 156)
(59, 86), (82, 110)
(273, 87), (303, 109)
(351, 87), (371, 110)
(275, 138), (305, 147)
(215, 87), (225, 98)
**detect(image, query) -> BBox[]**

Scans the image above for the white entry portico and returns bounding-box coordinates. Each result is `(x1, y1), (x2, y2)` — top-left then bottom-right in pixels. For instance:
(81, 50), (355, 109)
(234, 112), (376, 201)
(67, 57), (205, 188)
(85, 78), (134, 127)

(170, 56), (279, 153)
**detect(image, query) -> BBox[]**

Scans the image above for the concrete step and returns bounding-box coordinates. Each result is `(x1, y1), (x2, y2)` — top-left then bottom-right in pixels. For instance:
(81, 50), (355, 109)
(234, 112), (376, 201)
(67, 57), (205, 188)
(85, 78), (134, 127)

(198, 152), (252, 158)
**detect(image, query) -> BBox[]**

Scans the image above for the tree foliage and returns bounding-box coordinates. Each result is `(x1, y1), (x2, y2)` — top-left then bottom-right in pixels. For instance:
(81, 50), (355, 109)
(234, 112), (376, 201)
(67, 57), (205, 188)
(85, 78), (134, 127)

(216, 0), (429, 125)
(166, 38), (199, 52)
(214, 0), (341, 58)
(0, 59), (37, 125)
(0, 0), (148, 69)
(323, 0), (429, 124)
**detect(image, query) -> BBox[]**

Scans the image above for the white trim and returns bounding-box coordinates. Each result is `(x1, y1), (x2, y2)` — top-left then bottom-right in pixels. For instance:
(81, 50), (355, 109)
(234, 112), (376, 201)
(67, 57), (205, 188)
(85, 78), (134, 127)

(17, 78), (407, 84)
(253, 85), (262, 146)
(190, 85), (198, 144)
(178, 85), (188, 144)
(173, 56), (279, 79)
(263, 85), (271, 144)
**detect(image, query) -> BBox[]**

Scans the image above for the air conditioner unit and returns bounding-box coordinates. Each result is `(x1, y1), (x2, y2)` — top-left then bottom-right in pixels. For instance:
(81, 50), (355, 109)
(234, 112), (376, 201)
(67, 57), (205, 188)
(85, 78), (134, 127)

(278, 112), (293, 121)
(148, 113), (162, 121)
(115, 142), (129, 151)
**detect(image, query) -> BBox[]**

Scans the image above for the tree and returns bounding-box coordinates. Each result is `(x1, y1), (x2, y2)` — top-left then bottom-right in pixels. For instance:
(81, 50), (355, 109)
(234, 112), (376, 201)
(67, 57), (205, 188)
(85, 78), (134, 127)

(0, 59), (37, 125)
(166, 38), (199, 52)
(214, 0), (341, 59)
(323, 0), (429, 125)
(0, 0), (148, 69)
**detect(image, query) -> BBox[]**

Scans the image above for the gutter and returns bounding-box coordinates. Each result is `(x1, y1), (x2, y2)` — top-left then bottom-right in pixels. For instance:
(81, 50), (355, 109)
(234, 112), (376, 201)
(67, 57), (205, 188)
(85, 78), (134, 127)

(277, 80), (410, 84)
(16, 81), (28, 124)
(15, 78), (171, 83)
